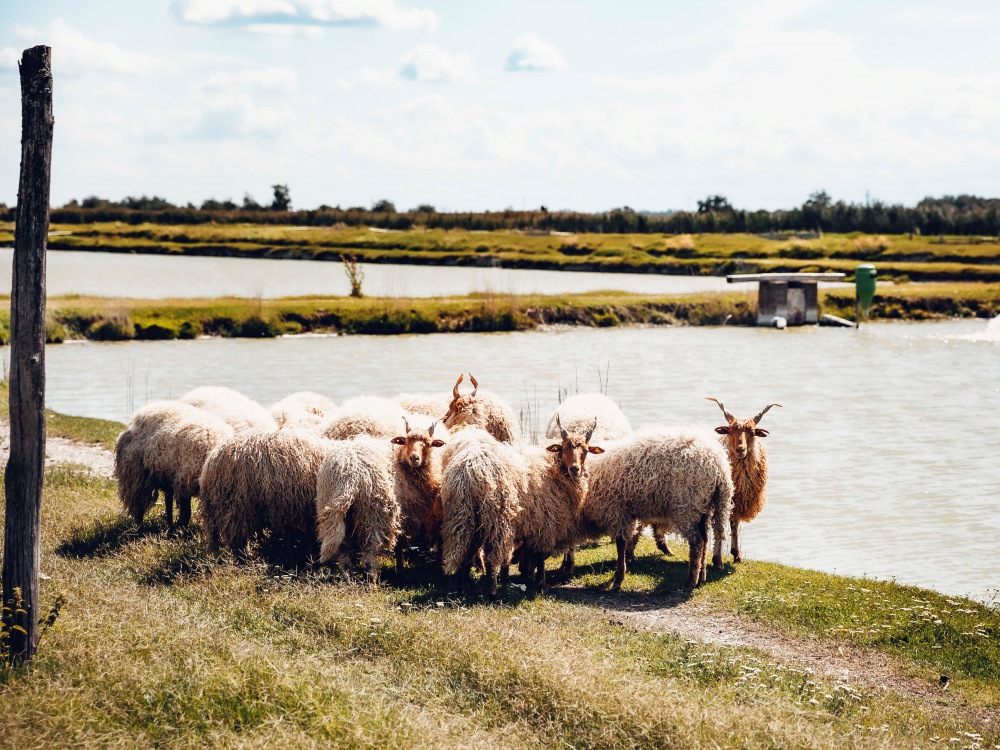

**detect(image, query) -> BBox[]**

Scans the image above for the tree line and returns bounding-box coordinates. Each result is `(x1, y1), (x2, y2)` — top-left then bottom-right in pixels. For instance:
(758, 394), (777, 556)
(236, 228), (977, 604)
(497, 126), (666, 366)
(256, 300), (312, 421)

(3, 189), (999, 236)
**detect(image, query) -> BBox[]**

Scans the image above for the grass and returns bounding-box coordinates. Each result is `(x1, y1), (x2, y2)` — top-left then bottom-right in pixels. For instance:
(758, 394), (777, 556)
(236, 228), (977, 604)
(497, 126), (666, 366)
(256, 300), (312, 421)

(0, 404), (998, 746)
(0, 282), (996, 347)
(0, 382), (122, 450)
(4, 222), (1000, 282)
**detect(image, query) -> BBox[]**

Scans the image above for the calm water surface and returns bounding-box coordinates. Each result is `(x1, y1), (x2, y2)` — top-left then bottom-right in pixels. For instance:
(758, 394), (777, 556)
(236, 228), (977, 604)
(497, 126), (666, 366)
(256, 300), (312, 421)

(0, 248), (774, 298)
(41, 319), (1000, 602)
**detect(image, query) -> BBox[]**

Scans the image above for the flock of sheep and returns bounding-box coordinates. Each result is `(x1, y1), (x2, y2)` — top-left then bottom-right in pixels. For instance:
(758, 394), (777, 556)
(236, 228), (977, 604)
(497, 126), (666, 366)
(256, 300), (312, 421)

(114, 376), (780, 596)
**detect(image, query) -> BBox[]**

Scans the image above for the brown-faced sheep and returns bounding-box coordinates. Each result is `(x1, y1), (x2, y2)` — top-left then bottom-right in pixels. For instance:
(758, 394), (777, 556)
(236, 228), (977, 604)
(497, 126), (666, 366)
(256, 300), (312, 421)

(113, 401), (233, 529)
(442, 374), (519, 443)
(441, 418), (603, 597)
(179, 386), (277, 433)
(270, 391), (337, 432)
(315, 417), (447, 583)
(320, 395), (410, 440)
(581, 427), (734, 591)
(706, 397), (781, 565)
(199, 429), (328, 553)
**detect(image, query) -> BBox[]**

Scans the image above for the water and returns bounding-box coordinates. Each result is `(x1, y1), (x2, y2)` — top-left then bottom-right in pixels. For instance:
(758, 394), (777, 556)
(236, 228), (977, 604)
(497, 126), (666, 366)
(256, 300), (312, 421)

(0, 247), (803, 299)
(39, 318), (1000, 602)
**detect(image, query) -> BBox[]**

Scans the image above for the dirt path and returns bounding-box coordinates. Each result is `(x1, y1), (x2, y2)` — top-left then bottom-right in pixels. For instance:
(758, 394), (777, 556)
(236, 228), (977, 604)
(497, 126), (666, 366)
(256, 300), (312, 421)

(573, 589), (994, 724)
(0, 420), (114, 477)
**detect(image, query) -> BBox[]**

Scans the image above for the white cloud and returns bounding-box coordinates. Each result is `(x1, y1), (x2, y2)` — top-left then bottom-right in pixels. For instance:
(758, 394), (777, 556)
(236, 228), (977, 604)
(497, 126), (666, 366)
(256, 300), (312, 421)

(899, 8), (989, 26)
(505, 33), (567, 72)
(202, 66), (299, 92)
(399, 44), (475, 83)
(172, 0), (438, 31)
(0, 48), (18, 70)
(1, 19), (170, 76)
(357, 66), (401, 87)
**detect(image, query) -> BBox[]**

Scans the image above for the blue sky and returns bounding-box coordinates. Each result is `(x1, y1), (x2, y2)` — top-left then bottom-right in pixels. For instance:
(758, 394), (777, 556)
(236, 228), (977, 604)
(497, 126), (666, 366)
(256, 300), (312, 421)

(1, 0), (998, 212)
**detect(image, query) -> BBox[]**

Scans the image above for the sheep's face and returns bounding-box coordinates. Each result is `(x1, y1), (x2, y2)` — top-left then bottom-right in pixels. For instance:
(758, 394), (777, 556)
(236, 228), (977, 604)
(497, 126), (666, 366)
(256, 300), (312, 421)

(392, 427), (446, 469)
(442, 395), (476, 431)
(715, 419), (768, 461)
(547, 434), (604, 479)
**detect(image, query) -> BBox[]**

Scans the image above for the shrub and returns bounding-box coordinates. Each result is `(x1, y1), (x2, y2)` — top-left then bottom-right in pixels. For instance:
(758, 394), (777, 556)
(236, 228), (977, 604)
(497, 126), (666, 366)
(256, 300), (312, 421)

(134, 323), (177, 340)
(87, 313), (135, 341)
(178, 320), (202, 339)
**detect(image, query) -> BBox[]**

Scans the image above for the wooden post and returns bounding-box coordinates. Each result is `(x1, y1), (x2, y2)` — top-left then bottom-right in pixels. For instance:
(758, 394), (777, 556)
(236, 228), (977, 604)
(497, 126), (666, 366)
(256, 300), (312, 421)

(3, 46), (52, 664)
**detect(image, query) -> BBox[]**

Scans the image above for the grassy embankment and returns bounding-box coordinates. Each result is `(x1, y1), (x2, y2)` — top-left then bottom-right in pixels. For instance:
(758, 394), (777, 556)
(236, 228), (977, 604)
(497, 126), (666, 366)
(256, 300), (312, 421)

(0, 282), (995, 344)
(7, 221), (1000, 282)
(1, 399), (999, 747)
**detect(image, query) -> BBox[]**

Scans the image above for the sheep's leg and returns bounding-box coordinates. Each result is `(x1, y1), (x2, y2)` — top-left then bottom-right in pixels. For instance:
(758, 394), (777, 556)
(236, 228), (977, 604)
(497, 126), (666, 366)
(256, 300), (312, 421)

(653, 525), (673, 556)
(685, 516), (708, 590)
(394, 541), (405, 583)
(500, 564), (510, 590)
(625, 526), (641, 564)
(712, 522), (725, 570)
(560, 547), (575, 576)
(730, 518), (742, 563)
(535, 553), (549, 592)
(164, 488), (174, 531)
(611, 536), (628, 592)
(485, 560), (500, 599)
(178, 493), (192, 528)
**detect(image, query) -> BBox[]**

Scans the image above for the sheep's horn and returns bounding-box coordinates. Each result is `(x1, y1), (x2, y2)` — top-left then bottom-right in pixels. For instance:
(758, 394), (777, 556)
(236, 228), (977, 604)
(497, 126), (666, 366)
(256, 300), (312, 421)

(468, 373), (479, 397)
(705, 397), (735, 422)
(585, 418), (597, 443)
(428, 420), (437, 437)
(452, 374), (464, 399)
(753, 403), (783, 424)
(402, 416), (411, 433)
(556, 414), (568, 440)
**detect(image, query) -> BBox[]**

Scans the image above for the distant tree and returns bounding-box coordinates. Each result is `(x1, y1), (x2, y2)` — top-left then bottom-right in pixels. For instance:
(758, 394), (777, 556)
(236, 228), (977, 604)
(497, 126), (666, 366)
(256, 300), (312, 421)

(371, 199), (396, 213)
(270, 184), (291, 211)
(696, 195), (733, 213)
(805, 190), (832, 209)
(120, 195), (176, 210)
(539, 205), (548, 212)
(342, 254), (365, 298)
(414, 203), (436, 213)
(201, 198), (238, 211)
(80, 195), (113, 209)
(61, 199), (80, 208)
(242, 193), (264, 211)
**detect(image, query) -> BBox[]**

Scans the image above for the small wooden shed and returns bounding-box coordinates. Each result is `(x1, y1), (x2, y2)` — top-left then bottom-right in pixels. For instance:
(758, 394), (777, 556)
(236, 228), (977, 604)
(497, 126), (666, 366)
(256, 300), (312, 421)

(727, 272), (847, 326)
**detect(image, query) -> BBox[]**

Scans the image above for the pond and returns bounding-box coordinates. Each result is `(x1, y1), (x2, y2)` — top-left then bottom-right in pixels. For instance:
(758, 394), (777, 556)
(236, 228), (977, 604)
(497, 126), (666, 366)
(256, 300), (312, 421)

(37, 318), (1000, 602)
(0, 247), (799, 298)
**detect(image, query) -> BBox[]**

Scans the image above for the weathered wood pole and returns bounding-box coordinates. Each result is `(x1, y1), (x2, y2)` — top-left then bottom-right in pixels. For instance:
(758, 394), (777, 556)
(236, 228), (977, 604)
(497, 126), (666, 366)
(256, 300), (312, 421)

(3, 45), (53, 663)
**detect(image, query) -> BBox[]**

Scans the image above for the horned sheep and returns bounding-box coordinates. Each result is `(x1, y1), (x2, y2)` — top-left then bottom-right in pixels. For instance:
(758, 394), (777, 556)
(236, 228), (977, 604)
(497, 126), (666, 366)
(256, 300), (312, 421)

(441, 418), (603, 597)
(179, 386), (277, 433)
(581, 426), (734, 590)
(199, 429), (329, 553)
(442, 374), (519, 443)
(706, 397), (781, 565)
(315, 417), (448, 582)
(114, 401), (233, 529)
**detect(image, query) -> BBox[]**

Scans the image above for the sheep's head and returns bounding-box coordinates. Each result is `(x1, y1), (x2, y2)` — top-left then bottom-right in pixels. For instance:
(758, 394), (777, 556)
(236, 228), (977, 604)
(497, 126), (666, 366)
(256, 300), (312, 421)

(546, 416), (604, 479)
(391, 418), (446, 469)
(442, 373), (479, 430)
(706, 397), (781, 460)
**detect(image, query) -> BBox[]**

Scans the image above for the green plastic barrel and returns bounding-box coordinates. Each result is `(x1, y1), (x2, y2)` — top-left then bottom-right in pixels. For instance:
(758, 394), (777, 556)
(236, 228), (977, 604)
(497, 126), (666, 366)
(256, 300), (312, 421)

(855, 264), (877, 312)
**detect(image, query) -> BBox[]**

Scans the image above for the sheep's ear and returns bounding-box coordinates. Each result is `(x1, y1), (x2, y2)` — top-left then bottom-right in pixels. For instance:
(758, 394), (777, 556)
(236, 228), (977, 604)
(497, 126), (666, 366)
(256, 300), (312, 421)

(391, 436), (406, 445)
(430, 439), (446, 448)
(754, 428), (769, 438)
(587, 445), (605, 455)
(546, 444), (561, 453)
(714, 425), (730, 435)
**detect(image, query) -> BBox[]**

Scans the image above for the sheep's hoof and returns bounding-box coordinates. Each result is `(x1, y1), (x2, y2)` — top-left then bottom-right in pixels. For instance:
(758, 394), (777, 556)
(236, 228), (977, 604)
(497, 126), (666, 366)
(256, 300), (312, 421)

(732, 551), (743, 563)
(712, 553), (724, 570)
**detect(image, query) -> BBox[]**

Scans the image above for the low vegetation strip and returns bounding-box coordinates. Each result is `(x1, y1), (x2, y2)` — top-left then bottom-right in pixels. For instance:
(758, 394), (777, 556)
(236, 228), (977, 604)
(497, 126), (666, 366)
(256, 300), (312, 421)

(0, 283), (994, 344)
(4, 222), (1000, 281)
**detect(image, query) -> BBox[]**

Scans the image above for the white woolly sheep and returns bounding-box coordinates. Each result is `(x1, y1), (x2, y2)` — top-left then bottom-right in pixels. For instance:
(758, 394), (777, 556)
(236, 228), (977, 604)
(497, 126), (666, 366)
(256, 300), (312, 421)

(442, 373), (520, 443)
(315, 416), (448, 582)
(393, 392), (451, 419)
(199, 429), (329, 553)
(320, 395), (410, 441)
(441, 417), (603, 597)
(179, 386), (277, 433)
(270, 391), (337, 432)
(114, 401), (233, 529)
(581, 426), (734, 591)
(706, 397), (781, 565)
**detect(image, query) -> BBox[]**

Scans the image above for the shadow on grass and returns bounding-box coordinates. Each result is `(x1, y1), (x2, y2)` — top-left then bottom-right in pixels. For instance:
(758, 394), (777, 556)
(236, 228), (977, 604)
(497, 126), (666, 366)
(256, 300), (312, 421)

(56, 513), (168, 558)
